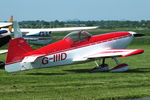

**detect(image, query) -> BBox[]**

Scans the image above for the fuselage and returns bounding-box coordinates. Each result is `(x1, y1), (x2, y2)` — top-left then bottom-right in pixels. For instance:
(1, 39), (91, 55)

(24, 31), (133, 69)
(23, 31), (52, 45)
(23, 36), (51, 45)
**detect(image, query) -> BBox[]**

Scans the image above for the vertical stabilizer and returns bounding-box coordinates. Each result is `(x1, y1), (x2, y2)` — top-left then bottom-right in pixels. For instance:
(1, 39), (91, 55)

(6, 38), (33, 64)
(5, 38), (33, 72)
(13, 21), (23, 38)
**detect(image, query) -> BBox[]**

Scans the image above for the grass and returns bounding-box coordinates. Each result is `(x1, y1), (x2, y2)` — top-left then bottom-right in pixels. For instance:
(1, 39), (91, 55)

(0, 28), (150, 100)
(1, 46), (150, 100)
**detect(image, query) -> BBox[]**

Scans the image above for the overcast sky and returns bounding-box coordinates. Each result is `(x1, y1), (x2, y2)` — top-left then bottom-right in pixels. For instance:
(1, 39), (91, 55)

(0, 0), (150, 21)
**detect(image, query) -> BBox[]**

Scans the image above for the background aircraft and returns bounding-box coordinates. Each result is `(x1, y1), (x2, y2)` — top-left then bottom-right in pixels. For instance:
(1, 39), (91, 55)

(13, 21), (99, 45)
(0, 16), (13, 54)
(5, 25), (144, 72)
(2, 16), (99, 45)
(0, 17), (13, 68)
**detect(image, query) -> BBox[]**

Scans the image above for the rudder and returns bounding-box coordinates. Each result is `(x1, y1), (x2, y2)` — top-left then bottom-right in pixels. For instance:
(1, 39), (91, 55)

(6, 38), (33, 65)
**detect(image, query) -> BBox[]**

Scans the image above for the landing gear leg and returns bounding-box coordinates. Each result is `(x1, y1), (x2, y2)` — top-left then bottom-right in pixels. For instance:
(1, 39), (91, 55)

(91, 58), (109, 72)
(113, 57), (120, 65)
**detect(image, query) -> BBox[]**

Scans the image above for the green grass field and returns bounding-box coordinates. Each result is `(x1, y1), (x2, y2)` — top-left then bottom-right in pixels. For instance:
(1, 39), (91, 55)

(0, 28), (150, 100)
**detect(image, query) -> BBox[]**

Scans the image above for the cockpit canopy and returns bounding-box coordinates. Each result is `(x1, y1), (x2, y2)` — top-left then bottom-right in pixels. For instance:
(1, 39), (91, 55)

(63, 31), (92, 42)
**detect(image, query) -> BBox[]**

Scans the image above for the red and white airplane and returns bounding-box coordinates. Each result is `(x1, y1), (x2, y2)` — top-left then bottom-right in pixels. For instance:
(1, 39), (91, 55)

(5, 29), (144, 72)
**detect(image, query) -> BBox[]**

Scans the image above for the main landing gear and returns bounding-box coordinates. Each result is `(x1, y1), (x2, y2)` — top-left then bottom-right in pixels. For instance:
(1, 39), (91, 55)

(91, 58), (129, 72)
(91, 58), (109, 72)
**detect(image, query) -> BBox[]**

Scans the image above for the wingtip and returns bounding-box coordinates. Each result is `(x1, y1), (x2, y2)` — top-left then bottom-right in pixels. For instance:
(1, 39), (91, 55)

(122, 49), (144, 57)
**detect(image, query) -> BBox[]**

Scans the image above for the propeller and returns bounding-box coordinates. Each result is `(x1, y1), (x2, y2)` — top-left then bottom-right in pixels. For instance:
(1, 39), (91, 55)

(133, 33), (145, 37)
(129, 31), (144, 37)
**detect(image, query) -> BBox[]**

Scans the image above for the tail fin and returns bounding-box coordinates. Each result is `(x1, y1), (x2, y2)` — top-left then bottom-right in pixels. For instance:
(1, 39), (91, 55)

(13, 21), (23, 38)
(5, 38), (33, 72)
(8, 16), (13, 32)
(6, 38), (33, 64)
(9, 16), (13, 22)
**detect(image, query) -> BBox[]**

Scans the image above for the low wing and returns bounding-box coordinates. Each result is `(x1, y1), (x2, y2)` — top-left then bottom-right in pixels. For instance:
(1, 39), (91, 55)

(74, 49), (144, 61)
(0, 50), (8, 54)
(21, 26), (99, 36)
(0, 22), (12, 28)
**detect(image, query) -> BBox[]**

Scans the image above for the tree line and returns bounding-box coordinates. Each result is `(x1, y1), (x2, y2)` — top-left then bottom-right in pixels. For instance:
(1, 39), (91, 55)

(19, 20), (150, 28)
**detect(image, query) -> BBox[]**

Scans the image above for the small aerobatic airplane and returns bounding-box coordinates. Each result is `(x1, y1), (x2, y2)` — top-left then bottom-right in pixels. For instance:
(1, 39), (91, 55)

(5, 23), (144, 72)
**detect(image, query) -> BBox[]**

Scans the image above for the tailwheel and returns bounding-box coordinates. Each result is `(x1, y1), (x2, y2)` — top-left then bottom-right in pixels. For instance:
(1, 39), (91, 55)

(91, 58), (109, 72)
(109, 58), (129, 72)
(0, 61), (5, 69)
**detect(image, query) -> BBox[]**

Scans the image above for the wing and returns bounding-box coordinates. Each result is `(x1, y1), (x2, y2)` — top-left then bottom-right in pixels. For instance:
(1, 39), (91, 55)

(0, 50), (8, 54)
(73, 49), (144, 61)
(21, 26), (99, 36)
(0, 22), (12, 28)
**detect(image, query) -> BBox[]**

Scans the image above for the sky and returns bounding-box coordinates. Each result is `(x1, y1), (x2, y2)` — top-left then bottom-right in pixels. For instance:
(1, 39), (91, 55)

(0, 0), (150, 21)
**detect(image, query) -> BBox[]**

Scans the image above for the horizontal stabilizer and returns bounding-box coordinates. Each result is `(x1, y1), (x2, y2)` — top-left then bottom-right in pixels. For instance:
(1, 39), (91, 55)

(0, 50), (8, 54)
(22, 54), (45, 63)
(5, 54), (45, 72)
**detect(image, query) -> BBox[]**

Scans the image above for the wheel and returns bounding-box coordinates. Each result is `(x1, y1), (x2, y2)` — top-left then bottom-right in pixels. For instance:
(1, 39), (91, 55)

(0, 61), (5, 69)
